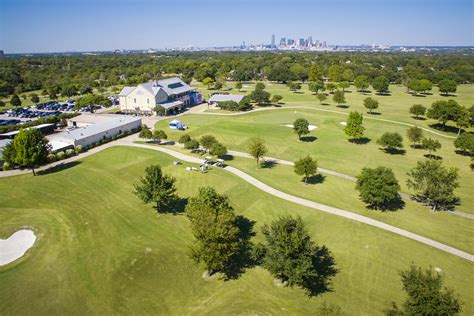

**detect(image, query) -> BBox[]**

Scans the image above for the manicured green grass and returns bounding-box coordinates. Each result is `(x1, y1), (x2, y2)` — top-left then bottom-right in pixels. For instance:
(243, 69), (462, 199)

(1, 147), (473, 314)
(195, 82), (474, 136)
(155, 109), (473, 214)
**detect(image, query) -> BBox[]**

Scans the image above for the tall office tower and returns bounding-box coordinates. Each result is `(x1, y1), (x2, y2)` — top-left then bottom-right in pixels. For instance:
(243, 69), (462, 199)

(279, 37), (286, 46)
(287, 38), (294, 46)
(271, 34), (275, 47)
(299, 38), (305, 47)
(307, 36), (313, 46)
(315, 40), (320, 47)
(323, 41), (327, 48)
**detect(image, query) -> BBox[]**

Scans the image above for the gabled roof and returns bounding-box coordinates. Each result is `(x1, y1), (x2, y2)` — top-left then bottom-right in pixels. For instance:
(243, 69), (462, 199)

(118, 86), (135, 96)
(154, 77), (195, 96)
(209, 94), (245, 103)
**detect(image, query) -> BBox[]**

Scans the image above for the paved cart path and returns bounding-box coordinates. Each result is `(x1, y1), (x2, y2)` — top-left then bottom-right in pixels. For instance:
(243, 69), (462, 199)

(1, 136), (473, 262)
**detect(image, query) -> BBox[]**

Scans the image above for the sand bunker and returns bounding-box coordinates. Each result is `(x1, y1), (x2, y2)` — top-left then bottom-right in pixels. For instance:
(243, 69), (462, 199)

(284, 124), (317, 131)
(340, 122), (347, 126)
(0, 230), (36, 266)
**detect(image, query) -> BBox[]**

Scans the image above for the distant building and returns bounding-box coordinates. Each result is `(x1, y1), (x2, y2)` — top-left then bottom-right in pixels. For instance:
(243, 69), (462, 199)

(279, 37), (286, 46)
(298, 38), (305, 47)
(0, 50), (4, 58)
(271, 34), (276, 48)
(119, 77), (202, 115)
(0, 123), (56, 140)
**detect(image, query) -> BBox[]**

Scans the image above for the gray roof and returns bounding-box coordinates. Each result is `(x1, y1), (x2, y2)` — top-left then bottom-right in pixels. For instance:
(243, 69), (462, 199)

(159, 101), (184, 110)
(0, 139), (11, 148)
(51, 116), (141, 142)
(0, 123), (55, 137)
(118, 86), (135, 96)
(209, 94), (245, 103)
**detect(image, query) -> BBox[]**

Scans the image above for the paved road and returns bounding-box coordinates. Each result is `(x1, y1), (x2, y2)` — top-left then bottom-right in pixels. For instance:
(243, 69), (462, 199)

(191, 105), (457, 139)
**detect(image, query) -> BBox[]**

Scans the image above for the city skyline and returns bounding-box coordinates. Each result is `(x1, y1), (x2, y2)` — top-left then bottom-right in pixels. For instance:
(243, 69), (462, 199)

(0, 0), (473, 54)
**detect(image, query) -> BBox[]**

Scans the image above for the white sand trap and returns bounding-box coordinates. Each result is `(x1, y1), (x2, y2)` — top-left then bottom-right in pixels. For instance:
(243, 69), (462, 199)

(284, 124), (317, 131)
(0, 230), (36, 266)
(340, 121), (347, 126)
(435, 267), (442, 272)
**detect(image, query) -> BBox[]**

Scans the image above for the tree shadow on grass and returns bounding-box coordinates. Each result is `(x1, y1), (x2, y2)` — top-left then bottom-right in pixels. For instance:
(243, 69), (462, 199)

(429, 123), (460, 134)
(300, 136), (317, 142)
(38, 161), (82, 175)
(411, 116), (427, 121)
(366, 111), (382, 115)
(349, 137), (371, 144)
(382, 148), (406, 155)
(454, 150), (472, 157)
(222, 216), (256, 280)
(220, 154), (234, 161)
(320, 102), (330, 106)
(160, 197), (188, 215)
(411, 144), (424, 149)
(423, 154), (443, 160)
(336, 105), (349, 109)
(261, 159), (277, 169)
(302, 245), (338, 297)
(367, 197), (405, 212)
(304, 174), (326, 185)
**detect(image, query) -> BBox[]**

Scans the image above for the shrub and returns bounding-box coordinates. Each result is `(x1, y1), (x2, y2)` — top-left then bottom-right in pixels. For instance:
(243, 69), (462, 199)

(47, 153), (57, 162)
(184, 139), (199, 150)
(56, 151), (65, 160)
(2, 162), (12, 171)
(179, 134), (192, 144)
(65, 149), (75, 157)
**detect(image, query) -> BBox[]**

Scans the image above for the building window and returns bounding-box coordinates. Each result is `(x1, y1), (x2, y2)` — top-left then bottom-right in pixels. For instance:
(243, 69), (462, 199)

(134, 98), (136, 103)
(147, 98), (149, 104)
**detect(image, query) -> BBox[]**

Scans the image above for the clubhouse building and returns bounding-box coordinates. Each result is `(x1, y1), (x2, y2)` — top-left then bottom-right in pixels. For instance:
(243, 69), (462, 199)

(119, 77), (202, 115)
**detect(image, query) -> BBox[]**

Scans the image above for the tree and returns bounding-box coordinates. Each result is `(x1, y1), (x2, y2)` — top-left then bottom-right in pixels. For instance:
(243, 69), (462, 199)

(235, 81), (243, 91)
(372, 76), (389, 94)
(328, 65), (344, 82)
(409, 104), (426, 119)
(49, 92), (57, 100)
(62, 85), (78, 97)
(407, 160), (459, 211)
(271, 95), (283, 104)
(363, 97), (379, 114)
(338, 81), (350, 92)
(427, 100), (463, 127)
(79, 86), (93, 94)
(213, 80), (224, 90)
(178, 134), (191, 144)
(454, 133), (474, 155)
(0, 100), (5, 107)
(139, 128), (152, 140)
(7, 128), (50, 175)
(418, 79), (432, 94)
(308, 81), (325, 94)
(293, 118), (310, 140)
(249, 88), (270, 104)
(344, 112), (365, 140)
(308, 64), (323, 82)
(326, 83), (336, 93)
(422, 138), (442, 158)
(332, 90), (345, 106)
(75, 94), (112, 112)
(407, 79), (423, 95)
(155, 105), (166, 116)
(317, 93), (327, 104)
(210, 142), (227, 157)
(354, 75), (370, 92)
(185, 187), (242, 275)
(10, 94), (21, 107)
(294, 155), (318, 184)
(438, 79), (457, 96)
(454, 107), (470, 136)
(262, 216), (337, 295)
(287, 81), (301, 92)
(377, 132), (404, 152)
(152, 129), (167, 143)
(356, 167), (401, 210)
(200, 135), (218, 152)
(385, 265), (462, 315)
(184, 139), (200, 150)
(406, 126), (424, 148)
(248, 137), (267, 167)
(30, 94), (40, 104)
(202, 77), (214, 89)
(342, 69), (354, 82)
(255, 82), (266, 90)
(134, 164), (177, 212)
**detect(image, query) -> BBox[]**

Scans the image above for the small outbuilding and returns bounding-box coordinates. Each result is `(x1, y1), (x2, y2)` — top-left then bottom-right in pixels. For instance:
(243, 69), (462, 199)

(208, 94), (245, 106)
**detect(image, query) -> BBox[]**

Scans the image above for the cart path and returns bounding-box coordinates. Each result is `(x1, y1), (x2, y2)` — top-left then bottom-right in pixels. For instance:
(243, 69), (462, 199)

(1, 137), (472, 261)
(126, 142), (474, 262)
(191, 105), (456, 139)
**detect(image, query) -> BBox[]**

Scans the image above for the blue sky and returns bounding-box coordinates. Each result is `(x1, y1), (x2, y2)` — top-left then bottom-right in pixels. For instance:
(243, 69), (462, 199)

(0, 0), (473, 53)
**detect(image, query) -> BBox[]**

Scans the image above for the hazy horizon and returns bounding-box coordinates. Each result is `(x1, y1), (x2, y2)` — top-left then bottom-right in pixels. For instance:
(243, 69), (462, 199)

(1, 0), (473, 54)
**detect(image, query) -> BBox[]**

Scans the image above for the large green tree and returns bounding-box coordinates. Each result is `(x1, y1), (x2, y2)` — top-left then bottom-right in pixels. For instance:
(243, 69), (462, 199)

(454, 133), (474, 156)
(134, 164), (177, 212)
(332, 90), (346, 106)
(372, 76), (389, 94)
(200, 135), (218, 152)
(422, 138), (442, 158)
(386, 265), (462, 315)
(409, 104), (426, 119)
(185, 187), (242, 275)
(407, 160), (459, 211)
(438, 79), (457, 96)
(377, 132), (404, 153)
(262, 216), (337, 296)
(356, 167), (401, 210)
(344, 112), (365, 140)
(247, 137), (267, 167)
(363, 97), (379, 114)
(75, 94), (112, 112)
(406, 126), (424, 148)
(427, 100), (463, 127)
(354, 75), (370, 92)
(10, 94), (22, 107)
(293, 118), (310, 140)
(6, 128), (50, 175)
(294, 155), (318, 184)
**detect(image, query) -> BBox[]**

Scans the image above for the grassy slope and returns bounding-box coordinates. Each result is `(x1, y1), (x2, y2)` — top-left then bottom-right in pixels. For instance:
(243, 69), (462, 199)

(0, 147), (473, 315)
(155, 109), (474, 214)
